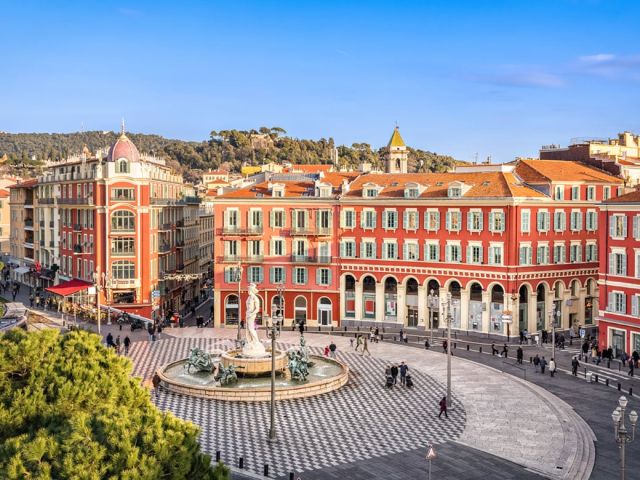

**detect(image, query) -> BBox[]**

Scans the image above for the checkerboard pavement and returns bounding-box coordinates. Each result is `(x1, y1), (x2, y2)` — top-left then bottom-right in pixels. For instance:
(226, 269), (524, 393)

(128, 337), (466, 478)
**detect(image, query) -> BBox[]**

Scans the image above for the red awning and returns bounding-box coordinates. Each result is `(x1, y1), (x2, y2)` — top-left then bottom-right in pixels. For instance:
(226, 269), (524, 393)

(45, 279), (93, 297)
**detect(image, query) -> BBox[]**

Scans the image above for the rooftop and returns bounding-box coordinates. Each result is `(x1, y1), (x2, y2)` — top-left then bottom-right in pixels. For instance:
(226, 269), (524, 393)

(388, 127), (405, 148)
(515, 159), (622, 184)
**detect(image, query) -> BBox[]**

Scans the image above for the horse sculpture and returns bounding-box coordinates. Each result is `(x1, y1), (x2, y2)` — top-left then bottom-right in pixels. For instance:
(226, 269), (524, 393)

(216, 364), (238, 385)
(287, 350), (310, 382)
(184, 347), (214, 374)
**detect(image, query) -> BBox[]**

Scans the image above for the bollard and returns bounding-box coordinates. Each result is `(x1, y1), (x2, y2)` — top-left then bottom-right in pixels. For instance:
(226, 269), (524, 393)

(618, 382), (622, 391)
(239, 457), (244, 469)
(289, 473), (295, 480)
(479, 346), (482, 354)
(264, 465), (269, 476)
(344, 326), (347, 332)
(606, 378), (610, 386)
(608, 360), (611, 369)
(454, 343), (457, 349)
(594, 374), (598, 383)
(630, 387), (633, 396)
(216, 451), (220, 462)
(466, 344), (469, 351)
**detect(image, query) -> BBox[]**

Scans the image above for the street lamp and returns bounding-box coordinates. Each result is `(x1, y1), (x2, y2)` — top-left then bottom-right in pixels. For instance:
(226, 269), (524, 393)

(612, 395), (638, 480)
(442, 292), (453, 409)
(501, 311), (513, 343)
(236, 262), (243, 343)
(548, 307), (561, 354)
(266, 313), (281, 441)
(427, 288), (438, 348)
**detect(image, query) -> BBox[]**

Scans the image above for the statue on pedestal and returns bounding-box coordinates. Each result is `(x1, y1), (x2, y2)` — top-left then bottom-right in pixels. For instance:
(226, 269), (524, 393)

(242, 283), (267, 357)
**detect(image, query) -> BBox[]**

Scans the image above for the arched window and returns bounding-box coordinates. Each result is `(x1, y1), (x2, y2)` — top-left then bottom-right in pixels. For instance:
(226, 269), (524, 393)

(111, 210), (135, 231)
(225, 294), (239, 325)
(116, 159), (129, 174)
(111, 260), (135, 279)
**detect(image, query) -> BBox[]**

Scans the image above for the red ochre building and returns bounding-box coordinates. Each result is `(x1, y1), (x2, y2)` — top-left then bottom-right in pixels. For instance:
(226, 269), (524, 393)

(598, 189), (640, 355)
(213, 128), (624, 336)
(11, 127), (201, 320)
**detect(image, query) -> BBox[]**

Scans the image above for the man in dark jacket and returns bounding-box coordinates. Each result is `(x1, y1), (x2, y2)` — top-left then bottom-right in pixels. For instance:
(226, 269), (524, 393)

(571, 357), (579, 376)
(390, 364), (399, 385)
(399, 362), (409, 385)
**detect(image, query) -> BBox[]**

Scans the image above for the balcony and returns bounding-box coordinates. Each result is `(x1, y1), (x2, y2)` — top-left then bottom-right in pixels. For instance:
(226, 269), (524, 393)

(220, 226), (263, 236)
(110, 195), (135, 202)
(218, 255), (263, 263)
(58, 197), (93, 205)
(291, 226), (332, 236)
(290, 255), (332, 263)
(110, 278), (140, 288)
(150, 197), (179, 205)
(159, 222), (173, 231)
(73, 224), (82, 232)
(39, 198), (55, 204)
(73, 244), (83, 254)
(159, 244), (171, 254)
(111, 227), (135, 234)
(176, 240), (185, 247)
(25, 219), (34, 228)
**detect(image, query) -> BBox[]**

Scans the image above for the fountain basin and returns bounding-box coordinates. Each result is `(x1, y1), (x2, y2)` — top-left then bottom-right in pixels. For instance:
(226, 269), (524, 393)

(221, 348), (287, 376)
(157, 354), (349, 402)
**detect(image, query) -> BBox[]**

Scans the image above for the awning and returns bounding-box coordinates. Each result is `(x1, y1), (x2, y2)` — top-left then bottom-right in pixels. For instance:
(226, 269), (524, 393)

(13, 267), (30, 275)
(46, 279), (93, 297)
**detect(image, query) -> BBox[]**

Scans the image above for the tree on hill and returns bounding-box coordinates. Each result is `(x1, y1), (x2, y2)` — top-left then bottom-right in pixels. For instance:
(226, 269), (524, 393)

(0, 329), (226, 479)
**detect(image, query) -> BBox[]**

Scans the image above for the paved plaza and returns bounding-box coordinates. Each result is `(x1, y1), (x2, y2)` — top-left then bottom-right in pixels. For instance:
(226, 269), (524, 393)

(127, 328), (595, 479)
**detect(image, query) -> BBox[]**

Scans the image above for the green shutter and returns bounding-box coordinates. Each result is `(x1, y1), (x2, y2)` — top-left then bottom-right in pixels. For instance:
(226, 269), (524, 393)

(316, 268), (321, 285)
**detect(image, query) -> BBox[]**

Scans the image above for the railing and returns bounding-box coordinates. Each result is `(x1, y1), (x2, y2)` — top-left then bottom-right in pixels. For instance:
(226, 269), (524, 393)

(220, 227), (263, 236)
(176, 240), (185, 247)
(73, 224), (82, 231)
(111, 250), (135, 257)
(110, 278), (140, 288)
(151, 197), (179, 205)
(58, 197), (92, 205)
(38, 198), (55, 204)
(25, 219), (34, 227)
(290, 226), (332, 236)
(111, 227), (135, 233)
(158, 222), (173, 231)
(110, 195), (135, 202)
(217, 255), (264, 263)
(159, 244), (171, 253)
(73, 244), (83, 254)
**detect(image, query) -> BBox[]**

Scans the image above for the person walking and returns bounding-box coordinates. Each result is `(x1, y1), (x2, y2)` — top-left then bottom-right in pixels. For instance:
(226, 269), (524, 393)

(549, 358), (557, 377)
(355, 335), (363, 352)
(516, 347), (523, 365)
(329, 341), (337, 358)
(349, 337), (354, 349)
(29, 294), (34, 307)
(390, 364), (399, 385)
(424, 338), (430, 349)
(533, 354), (540, 373)
(540, 356), (547, 374)
(399, 361), (409, 386)
(324, 345), (330, 357)
(442, 340), (448, 354)
(124, 336), (131, 355)
(519, 330), (525, 345)
(362, 336), (371, 356)
(374, 327), (380, 343)
(571, 357), (579, 376)
(501, 344), (509, 358)
(147, 323), (154, 342)
(629, 361), (635, 377)
(438, 396), (448, 419)
(115, 335), (121, 354)
(156, 324), (163, 340)
(106, 332), (114, 348)
(491, 343), (499, 356)
(152, 373), (161, 398)
(633, 350), (639, 368)
(403, 332), (408, 344)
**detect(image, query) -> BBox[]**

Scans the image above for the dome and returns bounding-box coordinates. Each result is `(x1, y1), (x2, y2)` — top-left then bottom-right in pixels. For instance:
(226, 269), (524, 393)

(107, 123), (140, 162)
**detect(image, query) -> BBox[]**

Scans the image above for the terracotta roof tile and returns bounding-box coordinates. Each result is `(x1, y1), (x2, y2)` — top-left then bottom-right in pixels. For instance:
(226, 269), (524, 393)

(0, 189), (9, 198)
(603, 189), (640, 203)
(8, 178), (38, 189)
(516, 159), (622, 183)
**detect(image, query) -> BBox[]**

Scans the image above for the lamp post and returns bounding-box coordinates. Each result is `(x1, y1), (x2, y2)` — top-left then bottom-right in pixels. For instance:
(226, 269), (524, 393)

(236, 262), (243, 343)
(501, 311), (513, 343)
(427, 289), (437, 348)
(612, 395), (638, 480)
(266, 314), (281, 441)
(442, 292), (453, 409)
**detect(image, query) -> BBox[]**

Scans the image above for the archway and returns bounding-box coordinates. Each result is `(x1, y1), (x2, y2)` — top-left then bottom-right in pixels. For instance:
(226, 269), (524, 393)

(519, 285), (529, 333)
(318, 297), (332, 326)
(225, 294), (239, 325)
(468, 283), (483, 331)
(427, 279), (440, 329)
(585, 279), (595, 325)
(552, 281), (564, 329)
(271, 294), (284, 321)
(490, 284), (504, 333)
(384, 277), (398, 322)
(345, 275), (356, 318)
(536, 284), (546, 331)
(362, 275), (376, 319)
(448, 281), (462, 328)
(406, 278), (419, 327)
(294, 296), (307, 326)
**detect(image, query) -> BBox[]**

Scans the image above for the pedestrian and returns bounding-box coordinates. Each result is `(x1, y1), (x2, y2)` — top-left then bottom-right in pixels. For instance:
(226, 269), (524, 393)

(442, 340), (448, 354)
(591, 346), (598, 363)
(374, 327), (380, 343)
(519, 330), (524, 345)
(329, 341), (337, 358)
(629, 361), (635, 377)
(157, 324), (163, 340)
(106, 332), (114, 347)
(324, 345), (330, 357)
(11, 289), (17, 301)
(438, 396), (448, 419)
(152, 373), (161, 398)
(501, 344), (508, 358)
(29, 294), (34, 307)
(523, 329), (529, 345)
(424, 339), (430, 349)
(147, 323), (154, 342)
(349, 337), (354, 349)
(633, 350), (639, 368)
(299, 322), (305, 335)
(549, 358), (556, 377)
(403, 332), (408, 344)
(491, 343), (498, 356)
(355, 335), (362, 352)
(582, 340), (590, 358)
(569, 328), (575, 346)
(390, 364), (399, 384)
(540, 356), (547, 374)
(542, 329), (548, 344)
(571, 357), (579, 376)
(621, 351), (628, 367)
(362, 336), (370, 356)
(115, 335), (121, 354)
(124, 336), (131, 355)
(399, 361), (409, 386)
(516, 347), (523, 364)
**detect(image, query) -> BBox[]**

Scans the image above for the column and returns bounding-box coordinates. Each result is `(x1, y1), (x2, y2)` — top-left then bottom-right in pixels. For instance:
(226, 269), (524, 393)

(577, 287), (587, 329)
(481, 290), (491, 334)
(561, 290), (571, 330)
(592, 287), (600, 326)
(213, 289), (221, 327)
(459, 288), (470, 331)
(417, 285), (427, 327)
(509, 296), (519, 339)
(375, 281), (384, 323)
(339, 274), (346, 320)
(528, 292), (538, 334)
(397, 283), (406, 326)
(354, 280), (363, 322)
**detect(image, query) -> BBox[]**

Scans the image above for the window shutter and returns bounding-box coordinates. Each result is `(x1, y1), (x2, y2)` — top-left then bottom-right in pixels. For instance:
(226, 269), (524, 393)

(608, 291), (614, 311)
(577, 212), (582, 231)
(424, 243), (429, 261)
(224, 268), (230, 283)
(371, 242), (376, 259)
(404, 210), (409, 230)
(519, 247), (525, 265)
(623, 255), (628, 276)
(257, 211), (263, 227)
(622, 294), (627, 314)
(340, 242), (345, 258)
(623, 216), (628, 238)
(479, 212), (484, 231)
(633, 296), (639, 317)
(382, 210), (388, 229)
(340, 210), (345, 228)
(467, 246), (473, 263)
(609, 253), (615, 274)
(371, 212), (377, 228)
(537, 212), (542, 231)
(327, 269), (332, 285)
(445, 245), (450, 262)
(634, 216), (640, 239)
(424, 211), (430, 230)
(403, 242), (408, 260)
(269, 210), (274, 227)
(303, 269), (308, 284)
(570, 246), (575, 262)
(610, 216), (616, 237)
(467, 213), (473, 231)
(316, 211), (321, 229)
(537, 247), (542, 264)
(269, 267), (274, 283)
(446, 212), (451, 231)
(527, 247), (532, 265)
(316, 268), (321, 285)
(433, 212), (439, 230)
(224, 209), (229, 227)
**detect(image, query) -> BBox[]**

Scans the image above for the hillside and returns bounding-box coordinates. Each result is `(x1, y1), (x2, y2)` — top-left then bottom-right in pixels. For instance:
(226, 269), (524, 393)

(0, 127), (460, 183)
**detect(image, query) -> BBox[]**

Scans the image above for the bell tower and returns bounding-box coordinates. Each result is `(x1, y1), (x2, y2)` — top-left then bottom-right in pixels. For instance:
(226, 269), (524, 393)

(385, 126), (408, 174)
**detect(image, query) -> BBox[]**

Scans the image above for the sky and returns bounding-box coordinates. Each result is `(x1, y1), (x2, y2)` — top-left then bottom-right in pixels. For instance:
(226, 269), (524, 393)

(1, 0), (640, 161)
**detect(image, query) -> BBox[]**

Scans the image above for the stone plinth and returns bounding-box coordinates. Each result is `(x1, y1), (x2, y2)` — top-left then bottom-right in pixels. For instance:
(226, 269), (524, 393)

(220, 348), (287, 376)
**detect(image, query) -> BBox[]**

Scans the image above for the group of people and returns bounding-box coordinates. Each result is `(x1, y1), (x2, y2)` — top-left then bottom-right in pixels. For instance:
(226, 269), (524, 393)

(323, 341), (337, 358)
(582, 340), (640, 376)
(532, 355), (557, 376)
(385, 361), (412, 388)
(352, 334), (371, 355)
(105, 332), (131, 355)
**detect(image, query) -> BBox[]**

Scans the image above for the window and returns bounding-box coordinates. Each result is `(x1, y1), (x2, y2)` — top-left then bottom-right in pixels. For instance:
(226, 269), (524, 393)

(424, 211), (440, 231)
(316, 268), (331, 286)
(248, 266), (263, 283)
(519, 245), (532, 265)
(361, 240), (376, 259)
(248, 240), (263, 257)
(362, 210), (377, 229)
(271, 239), (284, 256)
(445, 243), (461, 262)
(111, 188), (134, 200)
(294, 267), (308, 285)
(468, 211), (483, 232)
(404, 241), (419, 260)
(317, 209), (331, 230)
(224, 266), (242, 283)
(111, 260), (134, 279)
(554, 211), (566, 232)
(111, 238), (134, 255)
(604, 186), (611, 200)
(225, 240), (239, 258)
(225, 209), (239, 228)
(570, 211), (582, 231)
(270, 209), (285, 228)
(249, 209), (263, 228)
(586, 211), (598, 231)
(554, 185), (564, 200)
(467, 244), (483, 264)
(111, 210), (135, 231)
(425, 242), (439, 262)
(383, 241), (397, 260)
(521, 210), (530, 233)
(446, 210), (461, 232)
(571, 186), (580, 200)
(405, 188), (419, 198)
(610, 215), (628, 238)
(270, 266), (285, 284)
(404, 210), (419, 230)
(342, 209), (355, 229)
(489, 211), (505, 233)
(610, 252), (627, 276)
(116, 159), (129, 174)
(293, 209), (309, 229)
(364, 188), (378, 198)
(633, 216), (640, 240)
(448, 186), (462, 198)
(586, 243), (597, 262)
(383, 209), (398, 230)
(570, 244), (582, 263)
(488, 245), (503, 265)
(609, 292), (626, 313)
(587, 186), (595, 201)
(341, 240), (356, 258)
(553, 244), (566, 264)
(537, 211), (550, 232)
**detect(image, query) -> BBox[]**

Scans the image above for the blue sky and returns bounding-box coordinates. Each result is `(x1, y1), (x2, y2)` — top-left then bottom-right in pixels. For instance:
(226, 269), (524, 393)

(1, 0), (639, 161)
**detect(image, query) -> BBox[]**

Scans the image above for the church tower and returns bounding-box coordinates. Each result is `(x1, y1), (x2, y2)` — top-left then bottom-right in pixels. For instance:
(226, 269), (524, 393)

(385, 126), (408, 174)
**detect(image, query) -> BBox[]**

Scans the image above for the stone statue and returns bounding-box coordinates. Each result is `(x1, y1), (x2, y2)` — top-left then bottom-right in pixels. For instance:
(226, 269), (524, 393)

(242, 283), (267, 357)
(287, 350), (310, 382)
(184, 347), (214, 373)
(216, 364), (238, 385)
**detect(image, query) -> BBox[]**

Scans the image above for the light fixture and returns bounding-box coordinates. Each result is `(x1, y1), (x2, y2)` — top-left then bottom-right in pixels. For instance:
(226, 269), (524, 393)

(630, 411), (638, 427)
(612, 409), (622, 424)
(620, 396), (629, 408)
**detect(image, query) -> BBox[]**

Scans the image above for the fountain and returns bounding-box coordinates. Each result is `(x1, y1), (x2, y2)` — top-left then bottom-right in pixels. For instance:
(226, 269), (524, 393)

(157, 284), (348, 401)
